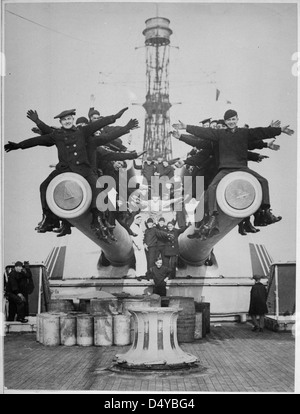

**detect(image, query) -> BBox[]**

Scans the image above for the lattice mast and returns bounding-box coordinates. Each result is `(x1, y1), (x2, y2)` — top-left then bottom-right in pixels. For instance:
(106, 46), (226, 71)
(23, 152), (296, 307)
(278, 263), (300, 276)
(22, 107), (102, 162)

(142, 17), (173, 160)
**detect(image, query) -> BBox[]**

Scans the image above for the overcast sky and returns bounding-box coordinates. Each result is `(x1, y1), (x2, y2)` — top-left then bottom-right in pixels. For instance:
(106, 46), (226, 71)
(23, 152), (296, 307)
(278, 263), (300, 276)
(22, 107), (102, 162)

(2, 0), (298, 277)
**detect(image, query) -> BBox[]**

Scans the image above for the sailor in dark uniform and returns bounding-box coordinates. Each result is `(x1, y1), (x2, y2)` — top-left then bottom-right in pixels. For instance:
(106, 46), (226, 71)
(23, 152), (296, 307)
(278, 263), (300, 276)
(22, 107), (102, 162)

(200, 118), (211, 128)
(5, 107), (129, 240)
(146, 257), (172, 297)
(172, 110), (294, 238)
(164, 221), (187, 279)
(5, 261), (34, 323)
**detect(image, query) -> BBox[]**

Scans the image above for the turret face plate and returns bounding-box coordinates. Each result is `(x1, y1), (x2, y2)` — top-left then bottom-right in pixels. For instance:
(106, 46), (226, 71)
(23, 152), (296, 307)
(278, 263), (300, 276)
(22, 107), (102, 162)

(225, 179), (255, 210)
(53, 180), (84, 210)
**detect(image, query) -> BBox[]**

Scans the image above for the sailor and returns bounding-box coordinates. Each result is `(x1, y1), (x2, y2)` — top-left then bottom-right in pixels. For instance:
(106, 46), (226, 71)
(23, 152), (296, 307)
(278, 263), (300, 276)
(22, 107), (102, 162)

(158, 160), (175, 180)
(249, 275), (268, 332)
(76, 116), (89, 127)
(133, 156), (156, 194)
(27, 111), (136, 238)
(146, 256), (172, 297)
(172, 109), (294, 238)
(210, 120), (218, 129)
(5, 261), (34, 323)
(88, 118), (139, 176)
(164, 221), (187, 279)
(143, 218), (171, 272)
(5, 107), (129, 240)
(156, 217), (168, 266)
(88, 108), (101, 123)
(154, 155), (165, 177)
(200, 118), (211, 128)
(216, 119), (227, 129)
(95, 142), (145, 240)
(172, 123), (281, 238)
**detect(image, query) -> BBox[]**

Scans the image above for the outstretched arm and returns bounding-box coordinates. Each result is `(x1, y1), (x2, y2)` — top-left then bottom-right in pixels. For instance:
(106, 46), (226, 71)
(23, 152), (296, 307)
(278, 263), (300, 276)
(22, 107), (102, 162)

(5, 134), (55, 152)
(93, 118), (139, 146)
(171, 130), (214, 149)
(248, 125), (292, 141)
(173, 121), (219, 141)
(82, 107), (129, 138)
(97, 148), (144, 162)
(247, 151), (269, 163)
(27, 110), (54, 135)
(249, 139), (280, 151)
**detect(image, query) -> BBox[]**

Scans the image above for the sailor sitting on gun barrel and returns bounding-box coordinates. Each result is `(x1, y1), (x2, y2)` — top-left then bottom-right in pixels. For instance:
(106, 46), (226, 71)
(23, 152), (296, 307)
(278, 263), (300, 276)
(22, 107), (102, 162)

(172, 109), (294, 239)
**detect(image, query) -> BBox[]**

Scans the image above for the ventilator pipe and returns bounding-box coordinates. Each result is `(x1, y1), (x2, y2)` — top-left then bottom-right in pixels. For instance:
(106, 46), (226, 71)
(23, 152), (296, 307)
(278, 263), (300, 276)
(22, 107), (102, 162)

(46, 172), (134, 267)
(179, 171), (263, 266)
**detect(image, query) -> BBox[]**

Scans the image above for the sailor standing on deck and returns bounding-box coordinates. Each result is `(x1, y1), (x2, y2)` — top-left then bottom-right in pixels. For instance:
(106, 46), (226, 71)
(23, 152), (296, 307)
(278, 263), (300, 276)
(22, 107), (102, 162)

(5, 261), (34, 323)
(249, 275), (268, 332)
(5, 107), (129, 240)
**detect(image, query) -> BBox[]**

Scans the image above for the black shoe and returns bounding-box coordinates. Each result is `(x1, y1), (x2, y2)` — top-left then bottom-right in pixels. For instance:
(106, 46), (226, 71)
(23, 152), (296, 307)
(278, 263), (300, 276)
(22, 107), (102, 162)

(56, 222), (72, 237)
(244, 223), (260, 233)
(17, 318), (28, 324)
(254, 210), (267, 227)
(243, 220), (260, 233)
(238, 223), (247, 236)
(37, 213), (59, 233)
(35, 217), (44, 231)
(252, 326), (259, 332)
(263, 209), (282, 225)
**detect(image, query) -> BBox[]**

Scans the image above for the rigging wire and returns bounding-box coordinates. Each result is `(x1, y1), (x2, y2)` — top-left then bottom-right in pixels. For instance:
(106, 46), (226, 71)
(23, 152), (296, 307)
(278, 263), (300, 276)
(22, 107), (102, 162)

(6, 9), (100, 45)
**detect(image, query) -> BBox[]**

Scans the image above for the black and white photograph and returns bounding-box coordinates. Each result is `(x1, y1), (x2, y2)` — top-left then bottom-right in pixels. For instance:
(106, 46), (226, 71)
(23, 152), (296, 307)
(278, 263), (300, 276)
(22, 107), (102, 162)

(0, 0), (298, 395)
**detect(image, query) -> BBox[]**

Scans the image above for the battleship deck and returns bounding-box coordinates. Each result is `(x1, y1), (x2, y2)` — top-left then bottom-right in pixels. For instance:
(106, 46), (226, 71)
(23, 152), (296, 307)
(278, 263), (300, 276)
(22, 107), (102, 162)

(3, 322), (295, 393)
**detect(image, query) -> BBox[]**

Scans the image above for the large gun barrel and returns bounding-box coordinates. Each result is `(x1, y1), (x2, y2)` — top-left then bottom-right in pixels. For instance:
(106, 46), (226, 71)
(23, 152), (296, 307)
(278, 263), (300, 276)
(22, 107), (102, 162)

(179, 171), (263, 266)
(46, 172), (134, 267)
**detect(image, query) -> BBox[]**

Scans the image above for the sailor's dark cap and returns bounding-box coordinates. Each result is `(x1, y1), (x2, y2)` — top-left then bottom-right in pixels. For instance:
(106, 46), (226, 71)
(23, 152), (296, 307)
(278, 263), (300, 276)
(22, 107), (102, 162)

(54, 109), (76, 119)
(224, 109), (238, 120)
(200, 118), (211, 124)
(107, 138), (127, 152)
(89, 109), (100, 117)
(76, 116), (89, 125)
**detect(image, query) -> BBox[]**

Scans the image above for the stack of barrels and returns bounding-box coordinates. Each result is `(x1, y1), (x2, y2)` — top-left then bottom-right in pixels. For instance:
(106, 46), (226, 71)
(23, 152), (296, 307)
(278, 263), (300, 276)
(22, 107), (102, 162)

(36, 295), (206, 346)
(36, 295), (161, 347)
